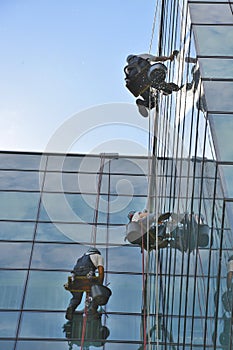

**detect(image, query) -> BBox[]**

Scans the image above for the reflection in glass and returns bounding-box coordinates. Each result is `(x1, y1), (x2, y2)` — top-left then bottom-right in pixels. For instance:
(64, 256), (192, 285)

(19, 312), (66, 338)
(194, 26), (233, 56)
(31, 243), (92, 270)
(209, 114), (233, 161)
(24, 271), (69, 310)
(0, 271), (26, 309)
(0, 221), (34, 240)
(0, 341), (14, 350)
(199, 58), (233, 79)
(16, 341), (70, 350)
(189, 4), (233, 24)
(0, 171), (40, 191)
(44, 172), (109, 194)
(39, 193), (108, 224)
(110, 174), (148, 196)
(204, 82), (233, 112)
(107, 246), (142, 273)
(35, 222), (91, 242)
(0, 242), (31, 268)
(106, 274), (142, 313)
(0, 312), (19, 337)
(0, 192), (39, 220)
(0, 153), (43, 170)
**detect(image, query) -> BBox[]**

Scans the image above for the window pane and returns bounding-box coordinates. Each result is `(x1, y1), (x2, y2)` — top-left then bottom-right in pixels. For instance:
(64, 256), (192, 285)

(0, 153), (44, 170)
(189, 4), (233, 23)
(0, 271), (26, 309)
(39, 193), (108, 223)
(204, 82), (233, 112)
(110, 157), (149, 175)
(194, 26), (233, 56)
(0, 171), (40, 191)
(110, 174), (148, 195)
(0, 222), (35, 240)
(209, 114), (233, 161)
(44, 172), (109, 194)
(0, 341), (14, 350)
(46, 155), (100, 172)
(0, 312), (19, 337)
(106, 274), (142, 313)
(107, 246), (142, 273)
(31, 243), (91, 270)
(0, 242), (31, 268)
(199, 58), (233, 79)
(19, 312), (65, 338)
(16, 341), (70, 350)
(24, 271), (68, 310)
(0, 192), (39, 220)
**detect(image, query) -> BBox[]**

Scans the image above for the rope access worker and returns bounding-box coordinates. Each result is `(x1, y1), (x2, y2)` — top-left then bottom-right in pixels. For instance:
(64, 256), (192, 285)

(124, 50), (180, 117)
(127, 210), (171, 249)
(65, 247), (104, 321)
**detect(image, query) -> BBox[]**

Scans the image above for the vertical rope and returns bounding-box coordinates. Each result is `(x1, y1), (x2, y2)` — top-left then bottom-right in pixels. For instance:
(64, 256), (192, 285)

(91, 154), (105, 246)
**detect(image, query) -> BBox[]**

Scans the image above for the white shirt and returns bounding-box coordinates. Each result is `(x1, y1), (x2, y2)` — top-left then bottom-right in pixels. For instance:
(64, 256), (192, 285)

(228, 259), (233, 273)
(132, 211), (142, 222)
(89, 253), (104, 268)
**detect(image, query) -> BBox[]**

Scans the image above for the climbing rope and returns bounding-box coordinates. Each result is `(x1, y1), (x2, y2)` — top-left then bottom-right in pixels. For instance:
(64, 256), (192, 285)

(91, 154), (105, 246)
(80, 293), (90, 350)
(149, 0), (160, 54)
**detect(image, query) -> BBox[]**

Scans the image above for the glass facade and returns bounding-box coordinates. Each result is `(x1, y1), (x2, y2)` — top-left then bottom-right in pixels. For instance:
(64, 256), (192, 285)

(1, 1), (233, 349)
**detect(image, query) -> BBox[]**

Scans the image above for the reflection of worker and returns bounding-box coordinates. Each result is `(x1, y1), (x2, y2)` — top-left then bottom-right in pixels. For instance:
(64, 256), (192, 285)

(127, 210), (171, 249)
(227, 255), (233, 290)
(124, 51), (180, 117)
(65, 247), (104, 321)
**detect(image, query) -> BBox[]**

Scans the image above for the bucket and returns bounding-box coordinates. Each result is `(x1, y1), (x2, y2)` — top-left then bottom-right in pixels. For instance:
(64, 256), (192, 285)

(91, 285), (112, 306)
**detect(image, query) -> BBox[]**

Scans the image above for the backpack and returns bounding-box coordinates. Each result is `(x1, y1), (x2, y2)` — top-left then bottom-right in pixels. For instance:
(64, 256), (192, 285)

(73, 254), (96, 276)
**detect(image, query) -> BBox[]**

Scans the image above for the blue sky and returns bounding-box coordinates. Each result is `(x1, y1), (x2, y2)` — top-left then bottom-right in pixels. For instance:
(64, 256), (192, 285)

(0, 1), (159, 154)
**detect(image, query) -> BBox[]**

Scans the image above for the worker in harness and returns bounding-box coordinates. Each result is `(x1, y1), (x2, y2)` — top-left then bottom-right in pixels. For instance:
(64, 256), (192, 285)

(65, 247), (104, 321)
(124, 50), (180, 117)
(126, 210), (171, 249)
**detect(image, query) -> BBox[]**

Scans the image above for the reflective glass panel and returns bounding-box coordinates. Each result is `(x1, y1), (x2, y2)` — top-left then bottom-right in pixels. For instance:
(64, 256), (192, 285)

(39, 193), (108, 223)
(0, 271), (26, 309)
(203, 82), (233, 112)
(209, 114), (233, 161)
(46, 155), (100, 172)
(31, 243), (93, 269)
(0, 242), (31, 268)
(107, 246), (142, 273)
(109, 195), (147, 224)
(16, 340), (140, 350)
(218, 165), (233, 198)
(44, 172), (109, 194)
(35, 222), (88, 242)
(0, 192), (40, 220)
(0, 341), (14, 350)
(19, 312), (66, 338)
(105, 274), (142, 313)
(110, 157), (149, 175)
(0, 153), (44, 170)
(194, 26), (233, 56)
(24, 271), (69, 310)
(0, 312), (19, 337)
(0, 170), (40, 191)
(0, 221), (35, 240)
(189, 4), (233, 23)
(199, 58), (233, 79)
(16, 341), (70, 350)
(110, 174), (148, 196)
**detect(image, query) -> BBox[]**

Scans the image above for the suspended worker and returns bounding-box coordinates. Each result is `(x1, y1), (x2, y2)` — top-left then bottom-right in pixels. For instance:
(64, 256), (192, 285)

(126, 210), (171, 249)
(124, 50), (180, 117)
(65, 247), (104, 321)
